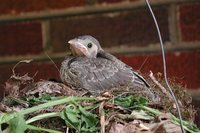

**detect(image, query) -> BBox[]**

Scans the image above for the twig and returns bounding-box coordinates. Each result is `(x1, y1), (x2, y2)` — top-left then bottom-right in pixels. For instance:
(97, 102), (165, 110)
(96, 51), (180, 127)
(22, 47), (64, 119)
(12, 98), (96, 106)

(99, 101), (105, 133)
(44, 52), (60, 74)
(12, 59), (33, 77)
(138, 56), (149, 71)
(11, 59), (37, 81)
(66, 127), (69, 133)
(149, 71), (173, 102)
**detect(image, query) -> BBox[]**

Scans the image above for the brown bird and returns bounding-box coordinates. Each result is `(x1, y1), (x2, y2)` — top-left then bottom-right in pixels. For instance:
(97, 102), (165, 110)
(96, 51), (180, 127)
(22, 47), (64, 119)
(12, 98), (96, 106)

(60, 35), (159, 102)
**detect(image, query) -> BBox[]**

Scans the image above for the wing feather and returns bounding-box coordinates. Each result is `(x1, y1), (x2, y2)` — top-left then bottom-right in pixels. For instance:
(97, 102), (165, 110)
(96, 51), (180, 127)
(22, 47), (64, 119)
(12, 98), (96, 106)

(62, 56), (149, 95)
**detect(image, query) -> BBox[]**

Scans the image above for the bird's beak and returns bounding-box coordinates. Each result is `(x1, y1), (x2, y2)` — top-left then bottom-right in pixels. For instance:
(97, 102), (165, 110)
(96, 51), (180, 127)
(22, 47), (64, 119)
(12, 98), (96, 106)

(68, 39), (88, 56)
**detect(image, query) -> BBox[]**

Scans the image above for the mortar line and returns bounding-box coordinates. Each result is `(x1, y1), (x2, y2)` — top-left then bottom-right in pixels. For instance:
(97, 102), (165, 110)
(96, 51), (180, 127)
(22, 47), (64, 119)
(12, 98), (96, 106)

(41, 20), (51, 53)
(168, 3), (179, 45)
(0, 42), (199, 65)
(0, 0), (198, 23)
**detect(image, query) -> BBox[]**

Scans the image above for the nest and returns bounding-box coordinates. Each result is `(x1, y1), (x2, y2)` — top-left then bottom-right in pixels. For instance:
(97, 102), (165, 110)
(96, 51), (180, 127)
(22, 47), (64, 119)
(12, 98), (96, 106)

(0, 60), (199, 133)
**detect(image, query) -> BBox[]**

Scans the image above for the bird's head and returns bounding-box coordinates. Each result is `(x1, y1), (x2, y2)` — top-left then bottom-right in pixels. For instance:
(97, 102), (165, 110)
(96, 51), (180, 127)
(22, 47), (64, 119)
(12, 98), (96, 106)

(68, 35), (102, 58)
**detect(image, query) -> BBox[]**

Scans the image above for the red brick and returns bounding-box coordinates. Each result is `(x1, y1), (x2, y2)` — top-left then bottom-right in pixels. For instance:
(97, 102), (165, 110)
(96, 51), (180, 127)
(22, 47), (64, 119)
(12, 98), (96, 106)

(98, 0), (126, 4)
(179, 2), (200, 41)
(118, 50), (200, 89)
(0, 22), (43, 56)
(0, 0), (85, 15)
(2, 61), (59, 82)
(129, 0), (140, 1)
(13, 60), (62, 82)
(50, 6), (169, 53)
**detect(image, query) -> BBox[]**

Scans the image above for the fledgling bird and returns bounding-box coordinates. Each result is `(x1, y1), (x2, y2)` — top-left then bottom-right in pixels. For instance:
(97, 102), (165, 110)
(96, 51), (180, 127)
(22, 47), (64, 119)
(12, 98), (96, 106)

(60, 35), (159, 102)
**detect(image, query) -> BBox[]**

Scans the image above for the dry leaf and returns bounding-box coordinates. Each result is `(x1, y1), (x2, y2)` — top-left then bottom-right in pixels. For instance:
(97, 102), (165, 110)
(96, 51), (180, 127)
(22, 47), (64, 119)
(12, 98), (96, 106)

(21, 81), (78, 97)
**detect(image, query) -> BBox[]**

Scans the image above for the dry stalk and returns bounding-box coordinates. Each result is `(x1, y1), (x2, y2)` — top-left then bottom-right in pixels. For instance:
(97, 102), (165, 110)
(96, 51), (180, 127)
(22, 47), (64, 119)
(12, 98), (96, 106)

(99, 101), (105, 133)
(149, 71), (173, 102)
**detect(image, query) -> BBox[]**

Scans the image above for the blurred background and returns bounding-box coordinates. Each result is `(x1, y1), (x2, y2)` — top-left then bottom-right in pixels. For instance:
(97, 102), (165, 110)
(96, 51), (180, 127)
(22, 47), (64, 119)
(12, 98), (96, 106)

(0, 0), (199, 126)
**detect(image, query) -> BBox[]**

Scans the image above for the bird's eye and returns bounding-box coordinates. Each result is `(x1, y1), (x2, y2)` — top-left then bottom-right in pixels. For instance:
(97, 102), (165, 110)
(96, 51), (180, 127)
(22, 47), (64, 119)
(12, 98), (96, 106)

(87, 43), (93, 48)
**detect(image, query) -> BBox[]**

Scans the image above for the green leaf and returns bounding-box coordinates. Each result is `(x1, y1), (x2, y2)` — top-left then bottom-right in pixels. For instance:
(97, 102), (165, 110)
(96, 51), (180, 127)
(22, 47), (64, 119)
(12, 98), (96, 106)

(25, 95), (54, 106)
(114, 95), (148, 108)
(8, 113), (27, 133)
(0, 112), (18, 125)
(27, 125), (62, 133)
(60, 104), (99, 133)
(79, 106), (99, 129)
(81, 126), (98, 133)
(60, 105), (81, 130)
(20, 96), (96, 115)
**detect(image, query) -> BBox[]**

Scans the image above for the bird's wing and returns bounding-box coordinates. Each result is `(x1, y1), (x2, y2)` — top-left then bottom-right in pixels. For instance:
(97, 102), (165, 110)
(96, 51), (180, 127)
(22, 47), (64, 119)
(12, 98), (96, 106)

(98, 51), (150, 88)
(68, 57), (148, 95)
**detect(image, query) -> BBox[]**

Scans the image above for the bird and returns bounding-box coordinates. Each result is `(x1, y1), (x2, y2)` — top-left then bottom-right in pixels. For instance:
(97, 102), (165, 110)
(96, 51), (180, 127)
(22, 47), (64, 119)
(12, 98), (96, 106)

(60, 35), (159, 102)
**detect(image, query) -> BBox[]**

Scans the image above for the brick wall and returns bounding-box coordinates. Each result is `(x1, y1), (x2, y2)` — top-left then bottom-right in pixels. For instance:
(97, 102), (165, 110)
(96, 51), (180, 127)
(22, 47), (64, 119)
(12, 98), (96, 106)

(0, 0), (200, 124)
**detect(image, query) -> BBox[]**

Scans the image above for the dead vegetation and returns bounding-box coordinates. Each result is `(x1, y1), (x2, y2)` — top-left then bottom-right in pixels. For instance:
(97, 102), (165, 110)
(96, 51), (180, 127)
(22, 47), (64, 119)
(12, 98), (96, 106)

(0, 60), (199, 133)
